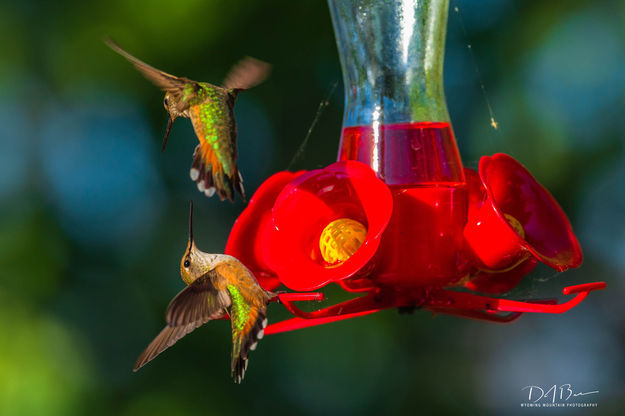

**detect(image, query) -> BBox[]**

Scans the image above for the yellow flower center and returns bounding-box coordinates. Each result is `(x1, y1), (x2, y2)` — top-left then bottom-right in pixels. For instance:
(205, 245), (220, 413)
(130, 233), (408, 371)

(503, 213), (525, 239)
(319, 218), (367, 265)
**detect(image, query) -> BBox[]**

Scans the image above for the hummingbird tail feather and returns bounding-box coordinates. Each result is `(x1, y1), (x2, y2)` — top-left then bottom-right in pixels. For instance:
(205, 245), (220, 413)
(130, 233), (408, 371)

(231, 308), (268, 383)
(190, 145), (245, 202)
(235, 171), (246, 202)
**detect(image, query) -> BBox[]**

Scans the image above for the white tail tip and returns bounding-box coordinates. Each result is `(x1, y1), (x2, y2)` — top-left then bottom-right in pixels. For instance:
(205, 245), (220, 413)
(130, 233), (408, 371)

(190, 168), (199, 181)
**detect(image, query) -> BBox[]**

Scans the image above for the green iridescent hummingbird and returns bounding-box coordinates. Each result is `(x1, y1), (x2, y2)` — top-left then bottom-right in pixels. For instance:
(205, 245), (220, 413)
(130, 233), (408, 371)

(133, 203), (275, 383)
(106, 39), (271, 201)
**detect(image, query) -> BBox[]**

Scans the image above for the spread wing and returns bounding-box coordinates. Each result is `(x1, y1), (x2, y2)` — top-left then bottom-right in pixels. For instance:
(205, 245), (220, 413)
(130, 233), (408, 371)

(105, 38), (196, 101)
(133, 270), (231, 371)
(222, 56), (271, 91)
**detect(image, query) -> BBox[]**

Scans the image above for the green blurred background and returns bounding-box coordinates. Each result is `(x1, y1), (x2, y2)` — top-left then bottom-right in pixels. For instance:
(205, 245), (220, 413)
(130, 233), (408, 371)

(1, 0), (624, 414)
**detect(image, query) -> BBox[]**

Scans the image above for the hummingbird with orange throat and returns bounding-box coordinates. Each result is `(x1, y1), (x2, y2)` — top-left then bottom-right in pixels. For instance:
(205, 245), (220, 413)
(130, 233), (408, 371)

(106, 39), (271, 201)
(133, 203), (275, 382)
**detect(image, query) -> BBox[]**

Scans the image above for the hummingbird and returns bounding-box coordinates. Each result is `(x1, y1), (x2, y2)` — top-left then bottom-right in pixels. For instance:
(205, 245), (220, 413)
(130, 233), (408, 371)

(133, 202), (276, 383)
(105, 39), (271, 201)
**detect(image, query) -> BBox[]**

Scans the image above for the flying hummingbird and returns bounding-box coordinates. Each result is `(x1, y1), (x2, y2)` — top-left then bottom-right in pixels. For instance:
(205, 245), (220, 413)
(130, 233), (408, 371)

(133, 203), (276, 383)
(106, 39), (271, 201)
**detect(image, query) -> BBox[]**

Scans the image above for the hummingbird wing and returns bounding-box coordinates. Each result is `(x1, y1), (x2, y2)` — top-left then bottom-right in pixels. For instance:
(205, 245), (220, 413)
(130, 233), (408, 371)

(133, 270), (231, 371)
(105, 38), (197, 102)
(222, 56), (271, 91)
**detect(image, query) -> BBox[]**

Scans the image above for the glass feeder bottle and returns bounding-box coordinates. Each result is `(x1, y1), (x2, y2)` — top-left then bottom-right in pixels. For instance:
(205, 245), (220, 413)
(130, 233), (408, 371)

(329, 0), (468, 286)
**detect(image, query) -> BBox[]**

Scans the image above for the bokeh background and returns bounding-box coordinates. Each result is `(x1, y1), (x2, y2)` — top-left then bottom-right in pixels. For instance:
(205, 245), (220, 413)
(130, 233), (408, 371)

(1, 0), (624, 414)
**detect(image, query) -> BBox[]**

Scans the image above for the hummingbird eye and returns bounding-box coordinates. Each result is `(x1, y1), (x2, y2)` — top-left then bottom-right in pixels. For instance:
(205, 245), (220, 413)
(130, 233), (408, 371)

(184, 259), (190, 268)
(164, 96), (169, 107)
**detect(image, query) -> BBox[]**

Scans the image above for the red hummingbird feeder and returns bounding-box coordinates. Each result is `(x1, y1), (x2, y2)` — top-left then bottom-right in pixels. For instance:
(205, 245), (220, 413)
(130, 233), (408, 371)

(225, 0), (604, 334)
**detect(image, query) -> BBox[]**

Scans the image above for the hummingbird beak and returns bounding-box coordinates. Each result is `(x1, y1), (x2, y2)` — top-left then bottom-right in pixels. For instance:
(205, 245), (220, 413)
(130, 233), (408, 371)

(187, 200), (195, 251)
(161, 117), (174, 152)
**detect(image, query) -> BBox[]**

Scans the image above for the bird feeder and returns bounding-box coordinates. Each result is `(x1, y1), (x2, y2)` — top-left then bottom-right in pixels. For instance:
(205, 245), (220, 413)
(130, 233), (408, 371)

(225, 0), (604, 334)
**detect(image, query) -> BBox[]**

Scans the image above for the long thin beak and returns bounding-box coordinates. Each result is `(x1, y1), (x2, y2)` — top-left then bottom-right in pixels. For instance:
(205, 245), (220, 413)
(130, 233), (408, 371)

(162, 117), (174, 152)
(188, 200), (194, 248)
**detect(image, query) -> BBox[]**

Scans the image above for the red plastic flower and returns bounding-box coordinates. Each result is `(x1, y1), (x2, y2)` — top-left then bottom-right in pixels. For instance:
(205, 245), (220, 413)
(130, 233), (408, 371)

(226, 161), (393, 291)
(462, 153), (583, 293)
